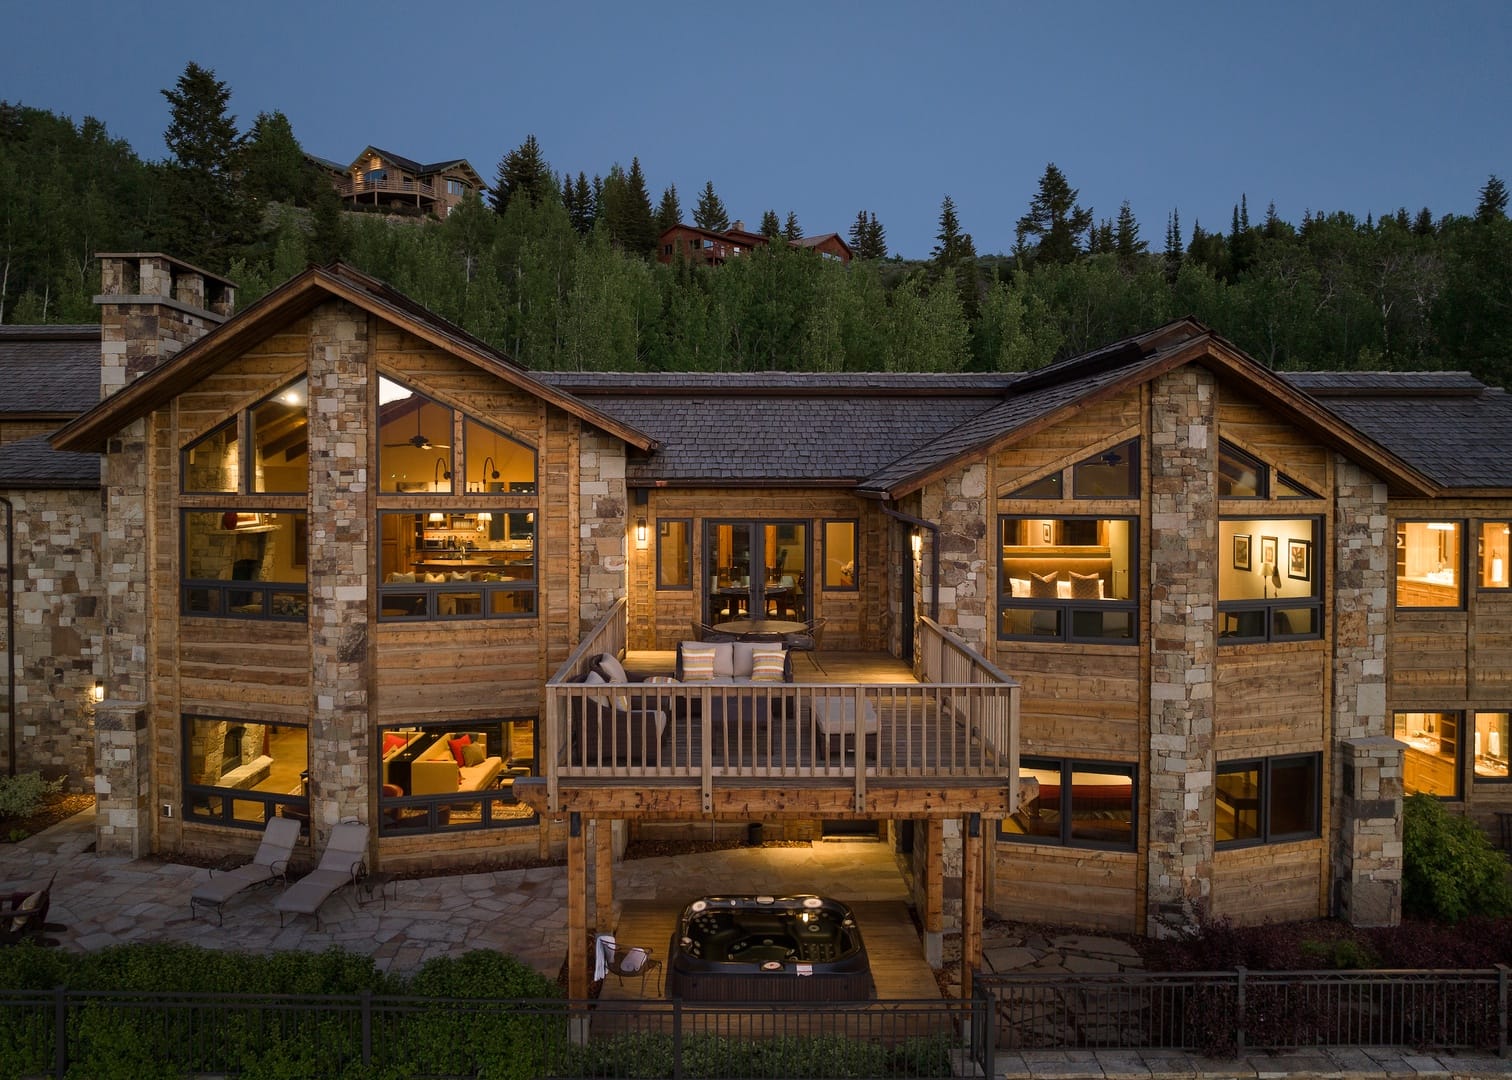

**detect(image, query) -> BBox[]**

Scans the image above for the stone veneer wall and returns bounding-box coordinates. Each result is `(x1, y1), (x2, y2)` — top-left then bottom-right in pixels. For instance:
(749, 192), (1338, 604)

(920, 464), (990, 650)
(0, 486), (105, 784)
(1146, 367), (1218, 937)
(578, 431), (626, 633)
(1330, 456), (1401, 925)
(304, 302), (371, 839)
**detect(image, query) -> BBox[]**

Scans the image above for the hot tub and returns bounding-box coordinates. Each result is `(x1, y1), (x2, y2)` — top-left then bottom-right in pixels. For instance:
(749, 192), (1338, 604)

(665, 895), (874, 1001)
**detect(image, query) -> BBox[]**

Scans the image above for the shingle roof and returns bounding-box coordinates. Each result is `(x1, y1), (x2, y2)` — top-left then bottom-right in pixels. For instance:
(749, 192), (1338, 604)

(0, 433), (100, 488)
(1283, 372), (1512, 489)
(539, 372), (1023, 395)
(0, 326), (100, 414)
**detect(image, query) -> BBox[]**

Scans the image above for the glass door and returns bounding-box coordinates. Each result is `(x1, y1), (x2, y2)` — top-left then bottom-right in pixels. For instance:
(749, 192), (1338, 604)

(705, 521), (809, 625)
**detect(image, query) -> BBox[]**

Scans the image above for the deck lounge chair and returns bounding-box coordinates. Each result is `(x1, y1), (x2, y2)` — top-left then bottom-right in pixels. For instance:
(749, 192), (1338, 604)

(274, 821), (369, 929)
(1, 872), (55, 946)
(190, 817), (300, 925)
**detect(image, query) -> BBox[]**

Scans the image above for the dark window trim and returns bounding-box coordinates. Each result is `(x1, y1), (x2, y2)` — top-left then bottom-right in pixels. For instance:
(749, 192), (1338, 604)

(1218, 439), (1270, 499)
(998, 756), (1138, 852)
(180, 509), (308, 622)
(181, 376), (309, 496)
(1476, 520), (1512, 592)
(181, 417), (239, 495)
(997, 514), (1139, 645)
(1393, 709), (1464, 800)
(1394, 519), (1467, 612)
(1472, 710), (1512, 783)
(703, 518), (812, 625)
(375, 721), (538, 837)
(1215, 752), (1323, 849)
(656, 517), (694, 591)
(1072, 438), (1140, 499)
(822, 518), (859, 592)
(1218, 515), (1324, 643)
(249, 375), (309, 495)
(461, 413), (539, 494)
(376, 508), (537, 623)
(180, 714), (309, 832)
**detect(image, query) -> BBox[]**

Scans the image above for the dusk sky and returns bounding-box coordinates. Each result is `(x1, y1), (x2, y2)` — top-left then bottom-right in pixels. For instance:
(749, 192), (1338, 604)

(4, 0), (1508, 259)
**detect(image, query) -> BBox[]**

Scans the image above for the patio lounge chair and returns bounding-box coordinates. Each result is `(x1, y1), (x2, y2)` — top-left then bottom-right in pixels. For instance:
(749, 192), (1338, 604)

(274, 821), (369, 929)
(190, 817), (301, 925)
(1, 872), (55, 946)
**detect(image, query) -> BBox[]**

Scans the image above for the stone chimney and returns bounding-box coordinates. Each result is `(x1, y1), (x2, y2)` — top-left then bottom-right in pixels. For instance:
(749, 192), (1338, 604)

(731, 220), (744, 233)
(95, 253), (236, 399)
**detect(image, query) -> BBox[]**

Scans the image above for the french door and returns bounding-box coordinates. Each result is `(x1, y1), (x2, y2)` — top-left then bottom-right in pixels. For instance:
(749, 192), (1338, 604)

(704, 520), (809, 625)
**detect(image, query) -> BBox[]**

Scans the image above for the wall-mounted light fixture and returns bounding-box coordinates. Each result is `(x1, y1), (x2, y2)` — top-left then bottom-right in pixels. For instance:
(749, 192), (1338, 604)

(92, 681), (105, 703)
(476, 511), (492, 532)
(480, 456), (499, 487)
(433, 457), (451, 490)
(910, 529), (922, 560)
(635, 517), (648, 548)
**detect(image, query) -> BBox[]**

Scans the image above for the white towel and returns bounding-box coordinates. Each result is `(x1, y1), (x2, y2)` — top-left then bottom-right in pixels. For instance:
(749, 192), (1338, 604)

(594, 933), (615, 982)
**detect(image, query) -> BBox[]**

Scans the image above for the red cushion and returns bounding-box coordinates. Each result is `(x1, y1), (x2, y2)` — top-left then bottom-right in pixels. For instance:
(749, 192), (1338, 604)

(382, 733), (406, 755)
(448, 735), (472, 766)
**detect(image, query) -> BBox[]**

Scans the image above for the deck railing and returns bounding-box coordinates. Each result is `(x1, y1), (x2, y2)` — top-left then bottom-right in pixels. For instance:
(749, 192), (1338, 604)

(543, 604), (1019, 810)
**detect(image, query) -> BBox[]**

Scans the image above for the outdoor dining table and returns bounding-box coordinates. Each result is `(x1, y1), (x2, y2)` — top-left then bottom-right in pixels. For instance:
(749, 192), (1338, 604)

(710, 618), (807, 640)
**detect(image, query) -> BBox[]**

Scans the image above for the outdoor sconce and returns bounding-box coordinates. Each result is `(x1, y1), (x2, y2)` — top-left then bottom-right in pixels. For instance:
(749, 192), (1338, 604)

(92, 681), (105, 703)
(910, 529), (923, 560)
(433, 457), (451, 490)
(635, 518), (648, 548)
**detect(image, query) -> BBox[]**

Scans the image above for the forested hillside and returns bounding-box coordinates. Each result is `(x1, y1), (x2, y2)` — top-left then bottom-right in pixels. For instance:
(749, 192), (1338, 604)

(2, 65), (1508, 384)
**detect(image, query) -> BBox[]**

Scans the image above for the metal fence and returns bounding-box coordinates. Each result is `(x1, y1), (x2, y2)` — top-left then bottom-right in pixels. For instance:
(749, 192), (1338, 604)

(0, 989), (991, 1079)
(977, 967), (1512, 1057)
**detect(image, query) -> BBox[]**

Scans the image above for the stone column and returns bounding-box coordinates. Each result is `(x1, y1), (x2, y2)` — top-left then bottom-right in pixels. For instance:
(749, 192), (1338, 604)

(926, 464), (990, 650)
(304, 302), (371, 842)
(1145, 367), (1218, 937)
(578, 431), (627, 634)
(94, 703), (149, 856)
(1330, 457), (1398, 924)
(1335, 736), (1404, 925)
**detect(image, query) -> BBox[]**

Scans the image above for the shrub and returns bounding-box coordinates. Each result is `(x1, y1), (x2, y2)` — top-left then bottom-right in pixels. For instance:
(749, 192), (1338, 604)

(0, 772), (63, 821)
(1401, 793), (1512, 923)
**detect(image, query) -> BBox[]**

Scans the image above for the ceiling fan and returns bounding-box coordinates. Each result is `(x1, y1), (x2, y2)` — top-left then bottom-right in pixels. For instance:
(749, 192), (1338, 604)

(384, 410), (450, 450)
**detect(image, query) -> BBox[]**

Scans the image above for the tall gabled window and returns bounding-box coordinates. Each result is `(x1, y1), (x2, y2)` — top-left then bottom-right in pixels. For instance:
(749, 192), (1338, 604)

(1218, 440), (1319, 499)
(1005, 440), (1141, 501)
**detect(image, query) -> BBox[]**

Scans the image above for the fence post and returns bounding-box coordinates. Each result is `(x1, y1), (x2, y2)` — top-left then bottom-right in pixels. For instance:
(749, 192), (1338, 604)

(52, 986), (66, 1080)
(361, 988), (372, 1067)
(1498, 964), (1509, 1059)
(1235, 967), (1247, 1055)
(671, 998), (683, 1080)
(977, 987), (996, 1078)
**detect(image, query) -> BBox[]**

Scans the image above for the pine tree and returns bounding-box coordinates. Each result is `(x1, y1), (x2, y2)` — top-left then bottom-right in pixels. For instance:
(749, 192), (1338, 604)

(241, 110), (314, 207)
(1413, 207), (1436, 236)
(572, 172), (595, 234)
(1014, 162), (1093, 266)
(308, 185), (347, 264)
(1113, 201), (1146, 265)
(760, 209), (782, 238)
(1163, 209), (1183, 282)
(783, 211), (802, 241)
(1476, 175), (1508, 222)
(621, 158), (656, 256)
(693, 180), (729, 231)
(656, 184), (682, 234)
(931, 195), (978, 319)
(848, 210), (868, 251)
(159, 61), (252, 269)
(491, 134), (551, 215)
(864, 213), (887, 260)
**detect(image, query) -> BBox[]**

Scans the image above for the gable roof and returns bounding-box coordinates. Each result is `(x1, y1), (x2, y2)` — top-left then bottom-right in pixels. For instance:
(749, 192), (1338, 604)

(1282, 371), (1512, 491)
(0, 326), (100, 415)
(355, 147), (483, 184)
(50, 264), (656, 455)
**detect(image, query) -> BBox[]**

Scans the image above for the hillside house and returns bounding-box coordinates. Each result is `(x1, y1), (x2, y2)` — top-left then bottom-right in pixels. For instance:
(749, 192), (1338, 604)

(657, 222), (853, 266)
(308, 147), (484, 217)
(9, 251), (1512, 993)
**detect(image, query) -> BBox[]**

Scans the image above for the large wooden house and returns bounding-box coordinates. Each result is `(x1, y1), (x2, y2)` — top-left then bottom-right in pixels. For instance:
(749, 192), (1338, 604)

(308, 147), (484, 217)
(657, 222), (853, 266)
(15, 252), (1512, 992)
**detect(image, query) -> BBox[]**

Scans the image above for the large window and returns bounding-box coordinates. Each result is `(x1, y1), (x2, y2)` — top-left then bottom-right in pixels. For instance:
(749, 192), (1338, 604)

(1218, 440), (1318, 499)
(1396, 521), (1463, 609)
(998, 517), (1136, 643)
(184, 377), (309, 495)
(823, 519), (857, 590)
(1395, 711), (1460, 798)
(1474, 712), (1509, 781)
(1000, 758), (1136, 850)
(377, 720), (538, 835)
(182, 511), (307, 619)
(1218, 518), (1322, 641)
(378, 512), (535, 619)
(183, 716), (308, 829)
(1216, 754), (1321, 847)
(705, 521), (809, 624)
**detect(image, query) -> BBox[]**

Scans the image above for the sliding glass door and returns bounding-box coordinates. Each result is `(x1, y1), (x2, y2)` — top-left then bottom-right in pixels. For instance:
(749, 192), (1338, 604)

(704, 521), (809, 625)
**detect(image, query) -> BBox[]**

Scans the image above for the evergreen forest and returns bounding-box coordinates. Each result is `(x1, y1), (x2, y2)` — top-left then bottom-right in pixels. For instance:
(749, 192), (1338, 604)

(2, 65), (1509, 386)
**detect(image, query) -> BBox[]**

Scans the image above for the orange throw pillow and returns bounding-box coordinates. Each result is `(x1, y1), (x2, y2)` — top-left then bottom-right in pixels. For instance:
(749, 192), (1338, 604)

(448, 735), (472, 766)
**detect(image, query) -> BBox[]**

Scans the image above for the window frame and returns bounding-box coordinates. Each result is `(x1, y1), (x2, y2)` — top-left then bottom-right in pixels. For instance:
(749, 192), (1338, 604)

(1394, 520), (1466, 611)
(997, 514), (1139, 645)
(1473, 711), (1510, 783)
(1478, 521), (1511, 592)
(656, 518), (694, 591)
(1394, 710), (1463, 799)
(180, 714), (309, 831)
(822, 518), (859, 592)
(376, 510), (537, 623)
(1215, 753), (1322, 849)
(999, 756), (1138, 851)
(1218, 515), (1324, 644)
(180, 509), (308, 622)
(375, 720), (539, 837)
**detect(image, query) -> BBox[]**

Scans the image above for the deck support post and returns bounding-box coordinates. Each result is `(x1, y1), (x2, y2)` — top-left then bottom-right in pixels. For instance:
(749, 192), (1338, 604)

(593, 817), (617, 932)
(924, 818), (944, 968)
(961, 812), (983, 998)
(567, 812), (589, 999)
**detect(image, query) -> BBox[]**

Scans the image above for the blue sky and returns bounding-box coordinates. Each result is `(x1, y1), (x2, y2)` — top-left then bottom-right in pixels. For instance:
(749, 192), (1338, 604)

(3, 0), (1508, 259)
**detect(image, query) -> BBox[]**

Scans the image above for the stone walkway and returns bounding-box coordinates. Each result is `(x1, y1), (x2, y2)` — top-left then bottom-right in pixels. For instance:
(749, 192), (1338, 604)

(3, 814), (1509, 1077)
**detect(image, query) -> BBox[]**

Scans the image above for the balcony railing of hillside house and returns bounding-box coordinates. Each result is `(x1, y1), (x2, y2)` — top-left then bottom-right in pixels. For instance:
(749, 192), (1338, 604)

(542, 600), (1020, 811)
(335, 176), (437, 199)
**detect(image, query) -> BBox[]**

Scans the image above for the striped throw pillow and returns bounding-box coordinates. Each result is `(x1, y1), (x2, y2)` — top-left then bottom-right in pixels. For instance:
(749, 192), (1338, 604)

(681, 645), (718, 681)
(750, 647), (787, 682)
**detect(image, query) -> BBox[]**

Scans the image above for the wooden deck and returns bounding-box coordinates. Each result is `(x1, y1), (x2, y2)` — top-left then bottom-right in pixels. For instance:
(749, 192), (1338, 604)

(602, 898), (941, 1002)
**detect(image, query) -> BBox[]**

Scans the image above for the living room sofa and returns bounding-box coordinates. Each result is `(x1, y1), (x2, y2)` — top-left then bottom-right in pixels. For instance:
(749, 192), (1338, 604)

(674, 640), (794, 684)
(409, 733), (504, 795)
